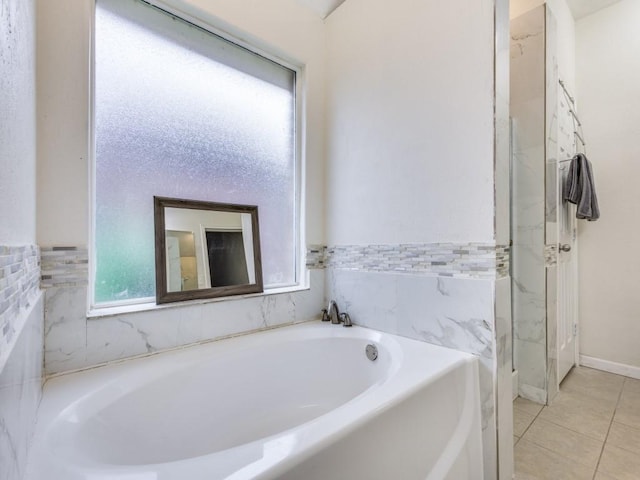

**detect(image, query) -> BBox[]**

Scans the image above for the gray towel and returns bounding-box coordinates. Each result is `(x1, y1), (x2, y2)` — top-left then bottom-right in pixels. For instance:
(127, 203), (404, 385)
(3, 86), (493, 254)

(563, 153), (600, 221)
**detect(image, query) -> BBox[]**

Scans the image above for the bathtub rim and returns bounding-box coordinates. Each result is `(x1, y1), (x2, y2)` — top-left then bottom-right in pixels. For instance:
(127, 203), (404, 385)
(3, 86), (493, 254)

(27, 320), (480, 480)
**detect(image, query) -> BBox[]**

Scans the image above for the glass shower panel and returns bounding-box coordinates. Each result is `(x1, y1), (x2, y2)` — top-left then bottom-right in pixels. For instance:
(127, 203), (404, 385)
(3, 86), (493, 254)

(510, 5), (548, 403)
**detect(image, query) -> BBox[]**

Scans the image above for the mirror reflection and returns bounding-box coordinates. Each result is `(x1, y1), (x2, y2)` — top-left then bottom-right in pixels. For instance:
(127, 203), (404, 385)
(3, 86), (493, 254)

(155, 197), (263, 304)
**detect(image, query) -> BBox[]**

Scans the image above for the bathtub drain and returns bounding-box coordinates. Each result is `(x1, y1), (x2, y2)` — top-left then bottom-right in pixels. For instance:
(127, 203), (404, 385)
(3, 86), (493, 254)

(365, 344), (378, 361)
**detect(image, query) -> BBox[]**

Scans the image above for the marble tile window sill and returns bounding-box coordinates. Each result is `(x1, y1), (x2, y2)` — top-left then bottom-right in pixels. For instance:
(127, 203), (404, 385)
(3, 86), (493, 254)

(87, 284), (311, 319)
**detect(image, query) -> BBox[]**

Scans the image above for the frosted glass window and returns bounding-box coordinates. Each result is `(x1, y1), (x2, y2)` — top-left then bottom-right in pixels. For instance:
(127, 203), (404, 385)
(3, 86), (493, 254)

(94, 0), (296, 305)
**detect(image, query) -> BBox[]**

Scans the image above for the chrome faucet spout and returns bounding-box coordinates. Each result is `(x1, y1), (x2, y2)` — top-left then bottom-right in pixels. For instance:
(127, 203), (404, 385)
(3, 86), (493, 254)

(327, 300), (340, 324)
(339, 312), (353, 327)
(323, 300), (352, 327)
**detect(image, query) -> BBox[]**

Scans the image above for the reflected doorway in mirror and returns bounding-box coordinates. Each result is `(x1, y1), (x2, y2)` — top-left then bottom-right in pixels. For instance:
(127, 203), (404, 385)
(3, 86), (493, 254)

(205, 230), (249, 287)
(154, 197), (263, 304)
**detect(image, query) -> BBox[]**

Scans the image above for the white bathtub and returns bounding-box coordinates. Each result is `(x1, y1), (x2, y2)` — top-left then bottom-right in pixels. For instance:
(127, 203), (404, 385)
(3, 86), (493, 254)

(26, 321), (483, 480)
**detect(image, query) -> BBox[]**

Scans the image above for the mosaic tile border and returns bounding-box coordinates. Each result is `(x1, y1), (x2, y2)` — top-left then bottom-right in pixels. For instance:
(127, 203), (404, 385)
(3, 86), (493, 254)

(307, 243), (510, 279)
(305, 245), (327, 269)
(43, 243), (510, 289)
(40, 247), (88, 288)
(0, 245), (40, 365)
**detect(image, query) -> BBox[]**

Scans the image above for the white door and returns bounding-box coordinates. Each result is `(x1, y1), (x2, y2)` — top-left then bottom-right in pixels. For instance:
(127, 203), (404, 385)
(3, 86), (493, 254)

(166, 236), (182, 292)
(557, 162), (578, 382)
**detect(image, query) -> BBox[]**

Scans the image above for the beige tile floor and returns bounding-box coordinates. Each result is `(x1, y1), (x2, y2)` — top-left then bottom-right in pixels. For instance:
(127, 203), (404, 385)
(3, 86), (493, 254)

(514, 367), (640, 480)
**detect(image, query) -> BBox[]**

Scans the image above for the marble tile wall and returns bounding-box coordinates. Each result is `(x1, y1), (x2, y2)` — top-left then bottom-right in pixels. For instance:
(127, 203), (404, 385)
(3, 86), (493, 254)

(0, 245), (43, 480)
(326, 268), (499, 478)
(325, 241), (513, 480)
(44, 244), (510, 478)
(495, 276), (513, 480)
(42, 247), (324, 375)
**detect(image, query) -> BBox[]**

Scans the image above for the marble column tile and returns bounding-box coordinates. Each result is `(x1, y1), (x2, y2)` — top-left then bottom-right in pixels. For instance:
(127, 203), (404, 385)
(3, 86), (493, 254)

(495, 276), (514, 480)
(512, 147), (546, 211)
(513, 224), (544, 247)
(511, 7), (545, 101)
(478, 355), (498, 480)
(519, 383), (547, 405)
(511, 244), (545, 298)
(516, 338), (547, 403)
(544, 5), (559, 220)
(0, 294), (43, 480)
(43, 286), (88, 375)
(495, 0), (511, 247)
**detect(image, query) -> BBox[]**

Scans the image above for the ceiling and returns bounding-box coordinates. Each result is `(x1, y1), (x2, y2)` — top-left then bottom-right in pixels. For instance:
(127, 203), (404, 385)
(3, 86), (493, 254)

(565, 0), (622, 20)
(298, 0), (623, 21)
(295, 0), (346, 18)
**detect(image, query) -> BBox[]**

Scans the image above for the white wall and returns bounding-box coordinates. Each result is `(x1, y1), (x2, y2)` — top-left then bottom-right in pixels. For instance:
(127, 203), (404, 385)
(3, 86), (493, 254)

(0, 0), (38, 361)
(36, 0), (91, 246)
(0, 2), (44, 480)
(325, 0), (496, 245)
(325, 1), (511, 478)
(576, 0), (640, 370)
(1, 0), (37, 244)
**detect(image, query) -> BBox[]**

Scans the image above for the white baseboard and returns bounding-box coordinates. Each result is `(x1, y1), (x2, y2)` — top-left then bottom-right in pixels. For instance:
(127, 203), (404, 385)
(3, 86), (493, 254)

(512, 370), (518, 400)
(579, 355), (640, 380)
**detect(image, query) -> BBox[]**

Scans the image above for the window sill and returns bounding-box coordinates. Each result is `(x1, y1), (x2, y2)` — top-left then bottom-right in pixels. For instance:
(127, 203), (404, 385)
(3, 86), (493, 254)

(87, 284), (310, 320)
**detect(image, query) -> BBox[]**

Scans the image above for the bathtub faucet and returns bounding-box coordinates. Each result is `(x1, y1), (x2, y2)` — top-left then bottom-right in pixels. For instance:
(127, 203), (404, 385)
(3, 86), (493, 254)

(327, 300), (340, 324)
(322, 300), (352, 327)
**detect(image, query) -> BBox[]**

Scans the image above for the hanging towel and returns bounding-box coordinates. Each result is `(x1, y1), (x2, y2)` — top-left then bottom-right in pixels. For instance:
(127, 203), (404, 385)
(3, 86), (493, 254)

(563, 153), (600, 221)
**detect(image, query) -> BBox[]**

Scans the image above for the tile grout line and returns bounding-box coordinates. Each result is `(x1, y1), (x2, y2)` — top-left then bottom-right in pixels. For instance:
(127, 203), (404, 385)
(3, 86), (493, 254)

(517, 401), (546, 441)
(532, 407), (611, 443)
(514, 370), (635, 478)
(516, 429), (602, 476)
(520, 397), (604, 475)
(591, 377), (626, 480)
(534, 373), (624, 443)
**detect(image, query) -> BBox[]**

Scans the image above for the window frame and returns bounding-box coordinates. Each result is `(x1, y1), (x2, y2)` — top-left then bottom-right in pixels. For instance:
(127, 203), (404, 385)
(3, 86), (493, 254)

(88, 0), (306, 312)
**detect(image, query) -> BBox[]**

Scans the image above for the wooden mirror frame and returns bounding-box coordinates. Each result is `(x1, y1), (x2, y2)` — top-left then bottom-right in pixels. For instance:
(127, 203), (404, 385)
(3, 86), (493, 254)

(154, 196), (263, 304)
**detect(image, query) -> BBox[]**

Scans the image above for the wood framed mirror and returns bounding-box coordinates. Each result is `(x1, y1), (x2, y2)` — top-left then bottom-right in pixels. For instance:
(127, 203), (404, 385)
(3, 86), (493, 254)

(154, 196), (263, 304)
